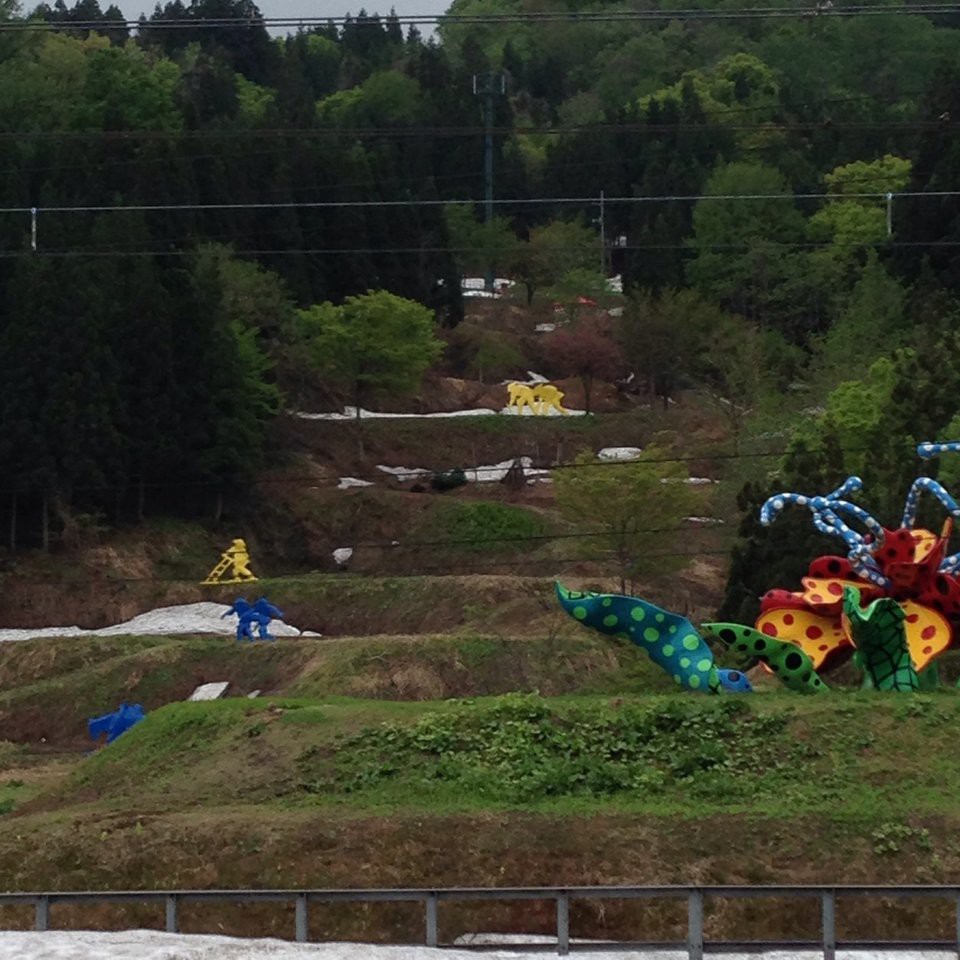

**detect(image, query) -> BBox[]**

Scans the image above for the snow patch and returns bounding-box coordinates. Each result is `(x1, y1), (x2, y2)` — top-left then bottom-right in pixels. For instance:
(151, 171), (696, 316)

(0, 930), (950, 960)
(464, 457), (550, 483)
(376, 459), (551, 484)
(660, 477), (719, 486)
(597, 447), (643, 462)
(375, 465), (432, 482)
(499, 405), (586, 417)
(293, 407), (499, 421)
(0, 603), (319, 645)
(337, 477), (374, 490)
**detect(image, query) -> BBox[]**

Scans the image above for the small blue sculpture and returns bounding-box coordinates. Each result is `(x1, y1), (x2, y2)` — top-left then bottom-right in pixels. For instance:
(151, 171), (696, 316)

(252, 597), (284, 641)
(88, 702), (146, 745)
(223, 597), (285, 642)
(717, 668), (753, 693)
(222, 597), (257, 642)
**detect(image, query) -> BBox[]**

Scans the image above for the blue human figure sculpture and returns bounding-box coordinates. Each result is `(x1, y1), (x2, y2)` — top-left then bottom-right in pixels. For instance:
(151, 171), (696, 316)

(252, 597), (284, 641)
(223, 598), (258, 642)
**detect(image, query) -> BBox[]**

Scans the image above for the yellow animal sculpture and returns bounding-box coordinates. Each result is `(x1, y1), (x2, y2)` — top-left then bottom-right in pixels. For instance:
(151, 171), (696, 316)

(506, 382), (539, 415)
(506, 381), (570, 416)
(201, 538), (258, 585)
(532, 383), (569, 416)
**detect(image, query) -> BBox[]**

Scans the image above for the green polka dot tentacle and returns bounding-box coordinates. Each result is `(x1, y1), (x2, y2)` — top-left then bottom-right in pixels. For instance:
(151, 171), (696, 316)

(842, 586), (918, 691)
(700, 623), (828, 694)
(556, 582), (722, 694)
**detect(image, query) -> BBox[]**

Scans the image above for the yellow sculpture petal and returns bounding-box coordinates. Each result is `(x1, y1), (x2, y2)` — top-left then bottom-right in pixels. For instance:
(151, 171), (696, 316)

(800, 577), (881, 613)
(901, 600), (952, 672)
(754, 607), (852, 671)
(910, 528), (939, 563)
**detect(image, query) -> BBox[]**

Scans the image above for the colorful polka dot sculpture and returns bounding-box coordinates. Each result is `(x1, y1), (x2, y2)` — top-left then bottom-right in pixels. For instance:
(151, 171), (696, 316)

(754, 442), (960, 688)
(558, 439), (960, 694)
(555, 582), (723, 693)
(841, 586), (918, 691)
(700, 623), (827, 694)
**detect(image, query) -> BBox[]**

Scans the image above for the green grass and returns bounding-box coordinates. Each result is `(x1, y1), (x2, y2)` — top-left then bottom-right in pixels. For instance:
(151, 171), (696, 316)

(0, 627), (675, 750)
(49, 690), (960, 824)
(419, 501), (547, 553)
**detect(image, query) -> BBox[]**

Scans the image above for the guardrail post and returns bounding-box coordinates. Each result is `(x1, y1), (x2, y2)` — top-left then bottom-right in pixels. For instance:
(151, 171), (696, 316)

(687, 889), (704, 960)
(295, 893), (308, 943)
(955, 889), (960, 959)
(556, 893), (569, 956)
(34, 896), (49, 932)
(425, 893), (438, 947)
(821, 889), (836, 960)
(165, 894), (179, 933)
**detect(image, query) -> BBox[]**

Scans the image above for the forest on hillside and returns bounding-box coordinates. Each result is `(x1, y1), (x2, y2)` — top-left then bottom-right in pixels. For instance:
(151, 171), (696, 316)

(5, 0), (960, 611)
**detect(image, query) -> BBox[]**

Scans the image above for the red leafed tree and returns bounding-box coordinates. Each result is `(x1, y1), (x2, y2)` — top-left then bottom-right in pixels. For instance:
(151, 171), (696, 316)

(541, 318), (625, 413)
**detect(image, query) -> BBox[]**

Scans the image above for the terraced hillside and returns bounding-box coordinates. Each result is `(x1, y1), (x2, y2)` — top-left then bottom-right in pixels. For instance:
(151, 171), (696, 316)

(4, 622), (960, 945)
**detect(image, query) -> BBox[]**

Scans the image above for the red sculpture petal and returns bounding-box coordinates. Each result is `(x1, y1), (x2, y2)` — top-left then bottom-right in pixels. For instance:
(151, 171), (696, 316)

(916, 571), (960, 620)
(760, 589), (808, 613)
(884, 523), (951, 596)
(807, 556), (854, 580)
(876, 527), (918, 570)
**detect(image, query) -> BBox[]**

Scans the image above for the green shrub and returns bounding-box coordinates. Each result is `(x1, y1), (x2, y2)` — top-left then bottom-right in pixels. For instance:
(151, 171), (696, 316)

(429, 502), (546, 552)
(296, 694), (809, 804)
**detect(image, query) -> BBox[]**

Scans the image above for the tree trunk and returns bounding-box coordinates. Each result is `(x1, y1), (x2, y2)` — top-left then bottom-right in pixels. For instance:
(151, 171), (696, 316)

(8, 491), (16, 553)
(213, 488), (223, 524)
(137, 473), (146, 524)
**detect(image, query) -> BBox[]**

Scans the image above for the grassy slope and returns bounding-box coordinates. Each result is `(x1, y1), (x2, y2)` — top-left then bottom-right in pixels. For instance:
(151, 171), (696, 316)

(0, 626), (668, 746)
(3, 693), (960, 943)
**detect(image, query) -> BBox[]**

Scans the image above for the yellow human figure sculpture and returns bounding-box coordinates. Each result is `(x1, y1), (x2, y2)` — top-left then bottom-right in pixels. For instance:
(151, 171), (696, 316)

(532, 383), (569, 416)
(506, 382), (538, 415)
(201, 538), (258, 585)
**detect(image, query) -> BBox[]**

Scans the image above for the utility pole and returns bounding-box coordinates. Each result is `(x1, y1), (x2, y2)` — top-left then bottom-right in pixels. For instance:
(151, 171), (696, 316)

(473, 72), (506, 292)
(598, 190), (605, 277)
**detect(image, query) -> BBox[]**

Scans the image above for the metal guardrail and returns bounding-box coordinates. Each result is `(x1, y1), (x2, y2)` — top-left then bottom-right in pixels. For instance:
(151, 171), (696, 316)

(2, 884), (960, 957)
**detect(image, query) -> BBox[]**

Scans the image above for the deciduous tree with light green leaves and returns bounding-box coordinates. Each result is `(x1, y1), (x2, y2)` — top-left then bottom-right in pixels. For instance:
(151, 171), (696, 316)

(806, 155), (912, 301)
(553, 446), (703, 594)
(509, 220), (599, 305)
(295, 290), (443, 434)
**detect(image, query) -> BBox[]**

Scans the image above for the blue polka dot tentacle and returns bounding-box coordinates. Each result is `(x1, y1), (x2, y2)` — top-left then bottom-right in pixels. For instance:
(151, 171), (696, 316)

(910, 441), (960, 572)
(760, 477), (890, 588)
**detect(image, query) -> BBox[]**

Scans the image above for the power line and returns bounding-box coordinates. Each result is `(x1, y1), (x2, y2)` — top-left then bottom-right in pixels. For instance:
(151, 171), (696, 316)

(344, 524), (730, 552)
(4, 4), (960, 31)
(5, 239), (960, 259)
(0, 189), (954, 216)
(0, 119), (955, 141)
(0, 440), (889, 496)
(10, 522), (733, 557)
(5, 549), (738, 588)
